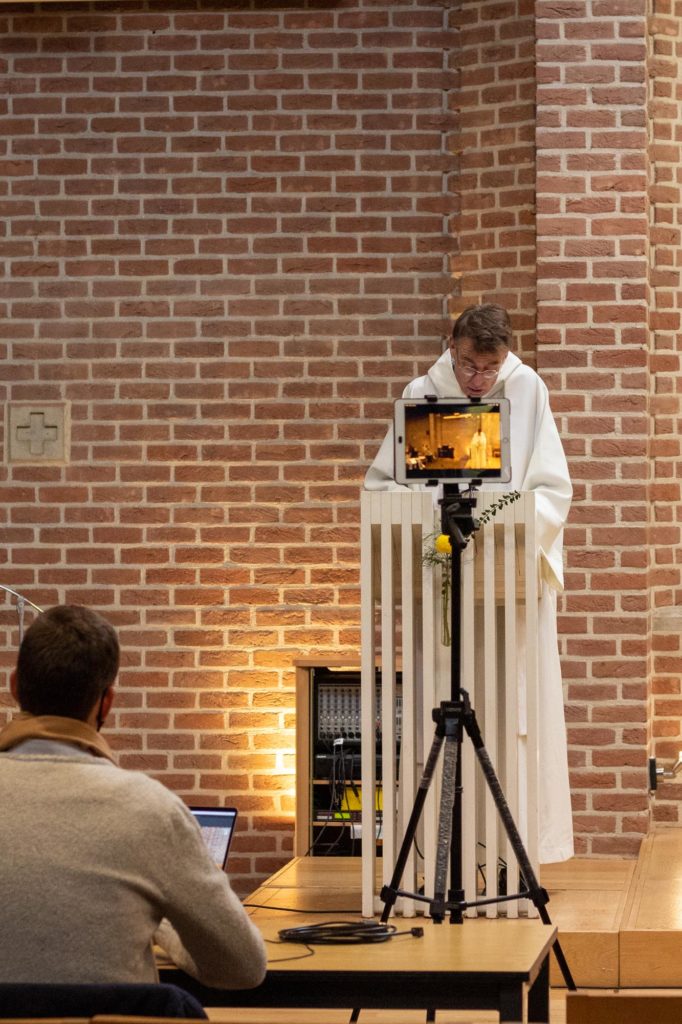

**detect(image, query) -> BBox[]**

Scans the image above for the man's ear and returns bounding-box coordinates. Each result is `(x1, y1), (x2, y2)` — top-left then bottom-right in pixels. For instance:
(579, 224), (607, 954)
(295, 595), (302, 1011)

(102, 686), (115, 719)
(95, 685), (115, 730)
(9, 669), (20, 706)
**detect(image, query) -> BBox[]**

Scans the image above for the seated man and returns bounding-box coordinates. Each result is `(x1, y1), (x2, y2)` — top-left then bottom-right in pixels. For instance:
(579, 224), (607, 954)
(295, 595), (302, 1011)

(0, 604), (267, 988)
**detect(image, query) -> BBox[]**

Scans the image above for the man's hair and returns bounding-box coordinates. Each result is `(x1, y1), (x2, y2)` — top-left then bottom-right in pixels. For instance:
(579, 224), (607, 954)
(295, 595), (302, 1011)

(451, 304), (512, 353)
(16, 605), (120, 720)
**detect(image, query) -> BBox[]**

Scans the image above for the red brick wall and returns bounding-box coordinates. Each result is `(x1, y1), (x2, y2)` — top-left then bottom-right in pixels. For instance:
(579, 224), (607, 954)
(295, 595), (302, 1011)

(457, 0), (680, 855)
(0, 0), (455, 891)
(2, 0), (680, 887)
(535, 0), (652, 854)
(453, 0), (538, 363)
(647, 0), (682, 823)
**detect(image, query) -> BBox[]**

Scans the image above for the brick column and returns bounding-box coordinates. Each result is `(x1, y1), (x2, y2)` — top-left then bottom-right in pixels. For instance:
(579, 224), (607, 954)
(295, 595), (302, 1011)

(536, 0), (651, 855)
(647, 0), (682, 823)
(453, 0), (538, 362)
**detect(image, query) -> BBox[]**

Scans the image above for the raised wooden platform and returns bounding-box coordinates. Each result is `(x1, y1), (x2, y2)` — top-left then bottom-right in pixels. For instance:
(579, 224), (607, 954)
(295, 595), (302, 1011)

(541, 854), (634, 987)
(199, 833), (682, 1023)
(252, 832), (682, 991)
(544, 828), (682, 989)
(619, 830), (682, 987)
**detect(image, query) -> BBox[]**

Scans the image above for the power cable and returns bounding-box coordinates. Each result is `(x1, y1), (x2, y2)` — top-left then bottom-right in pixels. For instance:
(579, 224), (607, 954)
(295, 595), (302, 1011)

(277, 920), (424, 945)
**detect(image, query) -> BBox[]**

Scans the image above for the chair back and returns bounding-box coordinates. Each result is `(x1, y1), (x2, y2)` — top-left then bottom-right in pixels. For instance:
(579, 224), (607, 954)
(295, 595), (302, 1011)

(0, 983), (206, 1020)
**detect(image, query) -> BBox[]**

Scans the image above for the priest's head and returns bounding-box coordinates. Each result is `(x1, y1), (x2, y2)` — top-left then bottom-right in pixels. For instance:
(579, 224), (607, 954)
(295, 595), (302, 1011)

(450, 304), (511, 399)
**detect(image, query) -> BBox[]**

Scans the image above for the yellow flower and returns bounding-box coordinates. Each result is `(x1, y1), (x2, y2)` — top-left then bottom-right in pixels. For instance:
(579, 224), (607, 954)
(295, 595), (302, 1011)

(434, 534), (452, 555)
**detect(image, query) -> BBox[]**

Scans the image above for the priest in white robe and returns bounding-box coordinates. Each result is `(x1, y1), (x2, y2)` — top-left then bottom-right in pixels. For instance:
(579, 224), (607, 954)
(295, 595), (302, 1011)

(365, 303), (573, 864)
(468, 422), (488, 470)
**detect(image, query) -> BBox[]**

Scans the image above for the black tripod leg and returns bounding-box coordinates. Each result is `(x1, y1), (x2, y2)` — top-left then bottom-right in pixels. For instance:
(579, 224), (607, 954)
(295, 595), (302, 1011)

(380, 728), (444, 923)
(463, 699), (576, 990)
(432, 733), (460, 922)
(449, 718), (465, 924)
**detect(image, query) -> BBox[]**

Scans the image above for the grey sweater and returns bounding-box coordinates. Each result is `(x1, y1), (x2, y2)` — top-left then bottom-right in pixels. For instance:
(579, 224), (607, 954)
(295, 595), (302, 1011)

(0, 741), (267, 987)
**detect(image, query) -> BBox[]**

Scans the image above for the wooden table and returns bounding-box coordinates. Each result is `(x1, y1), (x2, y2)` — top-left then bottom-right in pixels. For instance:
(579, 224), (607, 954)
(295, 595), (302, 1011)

(165, 858), (558, 1022)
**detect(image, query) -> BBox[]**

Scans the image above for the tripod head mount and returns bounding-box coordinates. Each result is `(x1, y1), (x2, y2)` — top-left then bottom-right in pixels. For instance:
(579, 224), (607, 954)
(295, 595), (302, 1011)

(440, 481), (482, 551)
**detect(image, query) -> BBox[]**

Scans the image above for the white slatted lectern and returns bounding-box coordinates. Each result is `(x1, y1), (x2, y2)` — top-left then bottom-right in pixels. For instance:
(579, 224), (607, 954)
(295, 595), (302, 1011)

(360, 489), (539, 920)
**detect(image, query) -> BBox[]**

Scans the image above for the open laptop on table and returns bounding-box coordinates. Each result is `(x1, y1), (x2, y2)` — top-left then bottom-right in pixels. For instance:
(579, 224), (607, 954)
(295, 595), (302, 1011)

(189, 806), (238, 870)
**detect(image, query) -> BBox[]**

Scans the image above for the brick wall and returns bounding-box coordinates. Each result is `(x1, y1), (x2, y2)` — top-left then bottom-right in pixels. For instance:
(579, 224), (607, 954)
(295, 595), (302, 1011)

(455, 0), (682, 855)
(453, 0), (538, 362)
(0, 0), (455, 891)
(535, 0), (652, 854)
(2, 0), (681, 888)
(647, 0), (682, 823)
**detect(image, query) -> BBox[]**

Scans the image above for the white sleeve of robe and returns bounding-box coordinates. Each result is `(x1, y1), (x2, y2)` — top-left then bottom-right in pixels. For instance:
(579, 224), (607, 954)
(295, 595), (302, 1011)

(513, 375), (572, 591)
(364, 423), (406, 492)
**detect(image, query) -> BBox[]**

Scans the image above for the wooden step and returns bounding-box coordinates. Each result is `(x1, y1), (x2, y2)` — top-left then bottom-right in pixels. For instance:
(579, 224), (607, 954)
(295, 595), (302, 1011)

(542, 828), (682, 989)
(619, 830), (682, 987)
(540, 856), (635, 988)
(566, 990), (682, 1024)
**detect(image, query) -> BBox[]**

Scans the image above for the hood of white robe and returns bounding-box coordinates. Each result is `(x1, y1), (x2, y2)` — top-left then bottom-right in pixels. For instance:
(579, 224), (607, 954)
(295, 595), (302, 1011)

(415, 347), (523, 400)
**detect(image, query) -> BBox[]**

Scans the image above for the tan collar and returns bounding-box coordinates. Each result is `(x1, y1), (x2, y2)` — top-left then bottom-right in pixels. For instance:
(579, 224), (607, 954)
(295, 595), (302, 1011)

(0, 713), (117, 764)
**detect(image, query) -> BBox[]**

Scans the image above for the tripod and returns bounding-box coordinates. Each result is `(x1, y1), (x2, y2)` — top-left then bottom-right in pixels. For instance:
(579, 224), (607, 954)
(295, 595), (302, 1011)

(379, 484), (576, 990)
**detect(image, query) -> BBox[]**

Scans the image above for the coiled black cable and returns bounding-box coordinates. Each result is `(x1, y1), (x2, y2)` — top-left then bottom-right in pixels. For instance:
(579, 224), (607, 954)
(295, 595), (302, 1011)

(278, 920), (423, 945)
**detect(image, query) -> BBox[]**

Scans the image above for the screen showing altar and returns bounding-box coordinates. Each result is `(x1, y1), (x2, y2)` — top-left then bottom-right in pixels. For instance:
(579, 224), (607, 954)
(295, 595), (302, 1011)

(394, 397), (511, 484)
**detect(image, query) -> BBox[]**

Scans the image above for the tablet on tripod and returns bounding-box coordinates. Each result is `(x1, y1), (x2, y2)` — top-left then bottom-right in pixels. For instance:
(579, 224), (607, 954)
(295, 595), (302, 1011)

(393, 397), (511, 486)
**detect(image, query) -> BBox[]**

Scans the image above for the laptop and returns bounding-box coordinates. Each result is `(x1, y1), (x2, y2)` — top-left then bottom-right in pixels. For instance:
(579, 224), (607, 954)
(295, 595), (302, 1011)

(190, 806), (238, 870)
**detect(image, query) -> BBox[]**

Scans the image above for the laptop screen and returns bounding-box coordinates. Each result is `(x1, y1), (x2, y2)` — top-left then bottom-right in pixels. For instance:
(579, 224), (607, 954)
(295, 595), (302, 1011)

(189, 806), (238, 870)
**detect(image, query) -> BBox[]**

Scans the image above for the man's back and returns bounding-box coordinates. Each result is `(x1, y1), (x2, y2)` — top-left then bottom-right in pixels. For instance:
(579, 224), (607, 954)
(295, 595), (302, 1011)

(0, 742), (266, 988)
